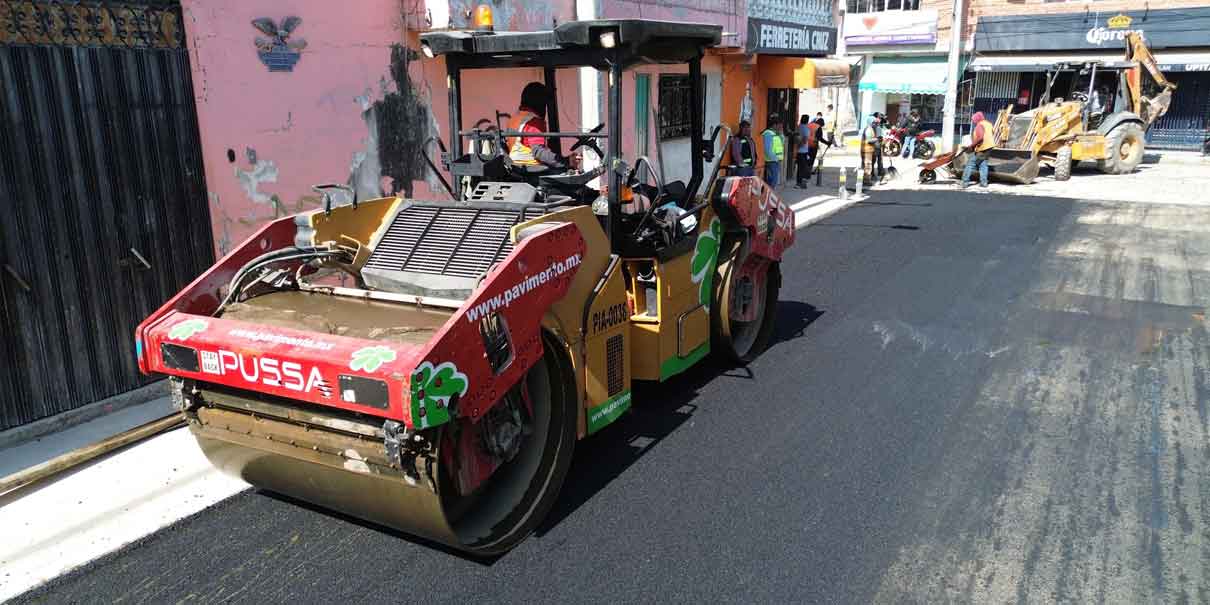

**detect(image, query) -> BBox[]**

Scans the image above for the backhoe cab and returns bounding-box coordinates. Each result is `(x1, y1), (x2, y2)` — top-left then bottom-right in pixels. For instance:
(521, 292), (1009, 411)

(960, 32), (1176, 184)
(136, 18), (793, 555)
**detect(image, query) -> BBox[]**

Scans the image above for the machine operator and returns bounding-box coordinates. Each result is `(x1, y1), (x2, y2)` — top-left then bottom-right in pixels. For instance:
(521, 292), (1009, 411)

(508, 82), (579, 172)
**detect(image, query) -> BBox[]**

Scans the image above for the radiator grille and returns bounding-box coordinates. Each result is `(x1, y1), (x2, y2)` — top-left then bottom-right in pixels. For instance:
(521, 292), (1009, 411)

(365, 204), (543, 279)
(606, 334), (625, 396)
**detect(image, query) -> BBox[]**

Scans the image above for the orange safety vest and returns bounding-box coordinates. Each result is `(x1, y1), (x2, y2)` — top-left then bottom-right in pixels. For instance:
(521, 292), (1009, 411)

(806, 122), (820, 149)
(507, 112), (541, 166)
(975, 120), (996, 152)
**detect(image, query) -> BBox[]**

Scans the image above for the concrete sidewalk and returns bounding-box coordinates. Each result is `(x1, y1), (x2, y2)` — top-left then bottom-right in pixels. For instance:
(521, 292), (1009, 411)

(1, 397), (174, 478)
(874, 147), (1210, 203)
(0, 399), (248, 601)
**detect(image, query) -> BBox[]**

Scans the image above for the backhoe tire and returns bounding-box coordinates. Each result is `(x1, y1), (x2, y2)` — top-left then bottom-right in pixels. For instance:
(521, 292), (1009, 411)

(1054, 145), (1072, 181)
(1098, 122), (1145, 175)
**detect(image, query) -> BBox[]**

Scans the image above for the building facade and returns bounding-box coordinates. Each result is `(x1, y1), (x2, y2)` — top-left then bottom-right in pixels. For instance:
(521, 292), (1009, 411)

(842, 0), (1210, 148)
(967, 1), (1210, 150)
(183, 0), (845, 255)
(844, 0), (956, 134)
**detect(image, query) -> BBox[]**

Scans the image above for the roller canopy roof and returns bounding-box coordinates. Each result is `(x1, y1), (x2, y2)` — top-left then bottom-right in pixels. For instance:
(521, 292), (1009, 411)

(420, 19), (723, 69)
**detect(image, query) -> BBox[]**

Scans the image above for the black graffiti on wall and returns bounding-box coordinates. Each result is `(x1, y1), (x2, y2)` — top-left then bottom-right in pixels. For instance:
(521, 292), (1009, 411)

(352, 44), (435, 200)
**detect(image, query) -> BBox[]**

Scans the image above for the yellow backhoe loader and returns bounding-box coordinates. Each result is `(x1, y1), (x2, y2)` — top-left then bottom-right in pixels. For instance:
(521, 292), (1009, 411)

(956, 32), (1176, 184)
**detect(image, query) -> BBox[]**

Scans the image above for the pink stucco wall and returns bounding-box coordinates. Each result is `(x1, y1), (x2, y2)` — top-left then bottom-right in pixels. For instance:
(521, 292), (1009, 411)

(182, 0), (579, 255)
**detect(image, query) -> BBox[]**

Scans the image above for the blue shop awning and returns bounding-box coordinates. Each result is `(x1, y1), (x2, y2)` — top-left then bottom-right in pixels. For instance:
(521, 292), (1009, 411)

(858, 56), (956, 94)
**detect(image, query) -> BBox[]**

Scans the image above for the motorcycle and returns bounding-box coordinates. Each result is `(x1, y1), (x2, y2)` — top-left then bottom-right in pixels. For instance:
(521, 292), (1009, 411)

(882, 126), (936, 160)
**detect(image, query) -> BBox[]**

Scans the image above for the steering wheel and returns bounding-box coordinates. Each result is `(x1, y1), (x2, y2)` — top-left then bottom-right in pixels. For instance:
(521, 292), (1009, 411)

(1071, 91), (1089, 103)
(470, 128), (504, 164)
(570, 123), (605, 159)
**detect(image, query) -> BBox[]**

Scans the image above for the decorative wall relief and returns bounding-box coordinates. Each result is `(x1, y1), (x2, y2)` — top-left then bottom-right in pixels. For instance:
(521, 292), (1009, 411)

(0, 0), (183, 48)
(252, 16), (305, 72)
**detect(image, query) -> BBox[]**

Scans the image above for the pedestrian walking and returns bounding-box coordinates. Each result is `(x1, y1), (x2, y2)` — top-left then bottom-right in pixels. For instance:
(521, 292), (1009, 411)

(795, 114), (817, 188)
(761, 116), (785, 187)
(960, 111), (996, 188)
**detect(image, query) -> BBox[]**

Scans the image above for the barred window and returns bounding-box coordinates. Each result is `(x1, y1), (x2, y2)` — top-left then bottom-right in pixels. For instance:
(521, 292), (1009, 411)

(846, 0), (921, 13)
(657, 74), (705, 141)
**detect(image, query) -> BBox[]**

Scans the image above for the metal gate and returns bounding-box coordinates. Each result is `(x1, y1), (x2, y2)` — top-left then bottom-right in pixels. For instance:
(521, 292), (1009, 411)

(766, 87), (798, 133)
(1147, 72), (1210, 151)
(0, 0), (213, 430)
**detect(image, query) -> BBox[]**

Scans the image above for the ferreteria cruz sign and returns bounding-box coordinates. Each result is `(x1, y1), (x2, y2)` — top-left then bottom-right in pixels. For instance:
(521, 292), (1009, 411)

(746, 18), (837, 55)
(976, 7), (1210, 52)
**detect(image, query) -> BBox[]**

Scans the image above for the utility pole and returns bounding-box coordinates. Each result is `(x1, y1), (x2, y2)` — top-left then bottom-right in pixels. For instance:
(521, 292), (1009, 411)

(941, 0), (965, 152)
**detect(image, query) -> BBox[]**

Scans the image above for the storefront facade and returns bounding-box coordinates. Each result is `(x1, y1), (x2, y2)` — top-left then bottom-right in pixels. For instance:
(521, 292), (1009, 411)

(971, 7), (1210, 150)
(844, 7), (951, 134)
(712, 0), (843, 175)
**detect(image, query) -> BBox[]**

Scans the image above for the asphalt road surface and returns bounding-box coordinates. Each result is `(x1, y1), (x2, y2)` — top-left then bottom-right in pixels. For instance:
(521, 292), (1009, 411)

(19, 189), (1210, 604)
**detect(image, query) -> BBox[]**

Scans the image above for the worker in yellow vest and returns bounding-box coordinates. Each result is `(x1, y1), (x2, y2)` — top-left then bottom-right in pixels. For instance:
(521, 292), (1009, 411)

(761, 115), (784, 187)
(960, 111), (997, 188)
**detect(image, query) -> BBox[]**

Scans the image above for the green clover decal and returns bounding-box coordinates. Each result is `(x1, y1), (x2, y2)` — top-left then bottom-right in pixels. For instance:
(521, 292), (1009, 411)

(168, 318), (208, 341)
(410, 361), (469, 429)
(690, 217), (722, 311)
(349, 345), (397, 373)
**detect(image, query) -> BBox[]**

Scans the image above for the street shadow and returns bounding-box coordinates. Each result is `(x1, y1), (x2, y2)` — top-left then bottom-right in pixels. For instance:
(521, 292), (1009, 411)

(536, 300), (823, 538)
(813, 223), (921, 231)
(254, 490), (494, 562)
(1142, 152), (1162, 165)
(534, 363), (710, 538)
(853, 200), (934, 207)
(770, 300), (825, 348)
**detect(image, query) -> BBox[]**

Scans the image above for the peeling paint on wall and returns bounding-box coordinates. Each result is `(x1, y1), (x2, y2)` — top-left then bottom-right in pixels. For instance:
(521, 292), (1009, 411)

(235, 147), (279, 204)
(349, 44), (437, 200)
(209, 192), (234, 255)
(350, 88), (383, 201)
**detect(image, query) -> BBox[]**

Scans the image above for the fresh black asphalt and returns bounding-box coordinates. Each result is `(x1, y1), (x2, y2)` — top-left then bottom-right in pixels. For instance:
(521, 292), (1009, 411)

(17, 188), (1210, 603)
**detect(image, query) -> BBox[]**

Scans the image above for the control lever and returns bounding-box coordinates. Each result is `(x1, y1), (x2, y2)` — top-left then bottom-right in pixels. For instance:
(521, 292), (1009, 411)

(312, 183), (357, 216)
(421, 137), (456, 199)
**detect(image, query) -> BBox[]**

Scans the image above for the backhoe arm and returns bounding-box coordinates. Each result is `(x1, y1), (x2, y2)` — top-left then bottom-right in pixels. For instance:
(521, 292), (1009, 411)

(1124, 32), (1177, 127)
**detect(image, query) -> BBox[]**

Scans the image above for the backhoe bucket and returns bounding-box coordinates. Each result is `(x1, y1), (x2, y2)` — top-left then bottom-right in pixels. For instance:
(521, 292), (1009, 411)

(947, 149), (1040, 185)
(985, 149), (1040, 184)
(1142, 88), (1173, 128)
